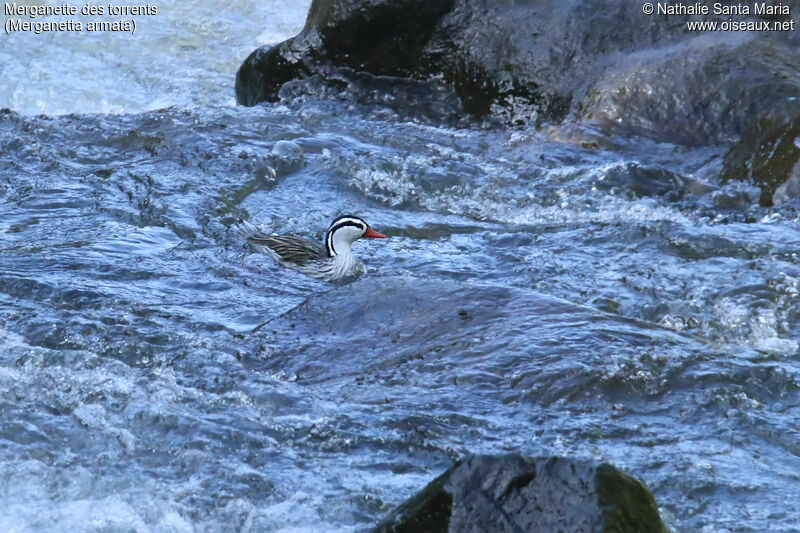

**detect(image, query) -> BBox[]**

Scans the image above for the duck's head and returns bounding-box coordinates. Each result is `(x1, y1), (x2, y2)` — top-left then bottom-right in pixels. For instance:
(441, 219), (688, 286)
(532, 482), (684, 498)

(325, 215), (387, 256)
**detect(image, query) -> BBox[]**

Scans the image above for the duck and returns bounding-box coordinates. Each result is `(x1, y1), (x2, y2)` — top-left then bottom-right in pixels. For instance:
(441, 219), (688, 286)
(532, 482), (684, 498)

(238, 215), (387, 281)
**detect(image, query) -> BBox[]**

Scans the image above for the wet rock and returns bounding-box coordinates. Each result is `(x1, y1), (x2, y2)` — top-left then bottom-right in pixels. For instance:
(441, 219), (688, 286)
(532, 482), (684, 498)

(235, 0), (454, 107)
(373, 454), (667, 533)
(721, 99), (800, 207)
(576, 34), (800, 146)
(236, 0), (800, 145)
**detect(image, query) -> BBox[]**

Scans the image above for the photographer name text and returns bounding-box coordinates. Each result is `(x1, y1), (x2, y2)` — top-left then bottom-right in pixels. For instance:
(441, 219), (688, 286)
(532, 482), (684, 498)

(657, 2), (788, 15)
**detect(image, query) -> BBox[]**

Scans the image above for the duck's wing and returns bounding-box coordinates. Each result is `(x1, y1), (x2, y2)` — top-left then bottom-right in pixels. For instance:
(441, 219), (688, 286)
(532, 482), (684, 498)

(246, 232), (328, 265)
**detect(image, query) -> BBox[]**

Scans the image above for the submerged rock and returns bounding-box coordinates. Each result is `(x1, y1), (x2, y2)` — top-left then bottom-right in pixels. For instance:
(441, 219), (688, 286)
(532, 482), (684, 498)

(373, 454), (667, 533)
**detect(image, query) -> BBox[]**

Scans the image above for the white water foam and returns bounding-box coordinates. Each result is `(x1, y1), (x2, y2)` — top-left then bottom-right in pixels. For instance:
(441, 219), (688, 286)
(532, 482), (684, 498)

(0, 0), (311, 115)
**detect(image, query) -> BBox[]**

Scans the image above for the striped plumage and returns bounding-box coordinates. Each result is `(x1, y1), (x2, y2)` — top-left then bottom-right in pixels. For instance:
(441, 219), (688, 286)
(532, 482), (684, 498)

(238, 215), (387, 281)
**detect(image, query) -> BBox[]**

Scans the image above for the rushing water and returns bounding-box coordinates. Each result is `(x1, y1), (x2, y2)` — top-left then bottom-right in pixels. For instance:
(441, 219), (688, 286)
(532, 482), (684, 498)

(2, 2), (800, 532)
(0, 0), (311, 114)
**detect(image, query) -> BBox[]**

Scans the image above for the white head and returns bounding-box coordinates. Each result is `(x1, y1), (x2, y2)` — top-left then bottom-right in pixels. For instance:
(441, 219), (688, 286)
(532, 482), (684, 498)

(325, 215), (387, 257)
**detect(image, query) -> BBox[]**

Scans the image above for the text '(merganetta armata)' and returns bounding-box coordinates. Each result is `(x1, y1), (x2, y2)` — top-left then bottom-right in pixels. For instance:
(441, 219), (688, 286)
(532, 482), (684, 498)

(3, 3), (158, 35)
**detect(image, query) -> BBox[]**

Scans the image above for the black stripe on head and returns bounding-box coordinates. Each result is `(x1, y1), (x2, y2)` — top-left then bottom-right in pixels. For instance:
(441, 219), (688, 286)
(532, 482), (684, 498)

(325, 215), (367, 256)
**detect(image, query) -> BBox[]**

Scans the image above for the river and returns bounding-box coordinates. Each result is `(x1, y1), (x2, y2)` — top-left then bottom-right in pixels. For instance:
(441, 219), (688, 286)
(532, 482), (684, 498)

(2, 1), (800, 531)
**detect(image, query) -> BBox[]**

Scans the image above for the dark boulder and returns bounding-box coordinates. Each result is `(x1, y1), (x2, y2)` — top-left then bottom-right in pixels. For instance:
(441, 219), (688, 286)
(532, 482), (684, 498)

(235, 0), (800, 199)
(237, 1), (800, 132)
(304, 0), (454, 76)
(575, 34), (800, 146)
(373, 454), (667, 533)
(235, 0), (454, 107)
(236, 0), (681, 120)
(721, 99), (800, 207)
